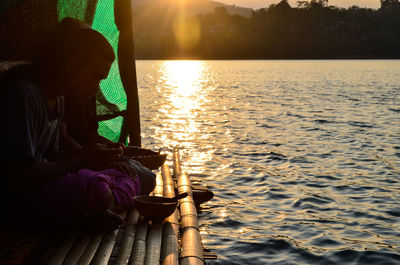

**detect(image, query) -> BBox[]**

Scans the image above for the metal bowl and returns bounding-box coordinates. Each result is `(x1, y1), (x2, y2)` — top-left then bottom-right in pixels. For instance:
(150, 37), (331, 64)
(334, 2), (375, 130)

(133, 195), (178, 221)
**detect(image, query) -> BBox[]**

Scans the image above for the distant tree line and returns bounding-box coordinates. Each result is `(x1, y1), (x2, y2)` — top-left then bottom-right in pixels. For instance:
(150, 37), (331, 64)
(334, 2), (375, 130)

(133, 0), (400, 59)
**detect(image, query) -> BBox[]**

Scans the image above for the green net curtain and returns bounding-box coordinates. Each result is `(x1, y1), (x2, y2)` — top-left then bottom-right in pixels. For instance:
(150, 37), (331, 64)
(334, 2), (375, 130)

(58, 0), (128, 143)
(91, 0), (127, 143)
(57, 0), (89, 22)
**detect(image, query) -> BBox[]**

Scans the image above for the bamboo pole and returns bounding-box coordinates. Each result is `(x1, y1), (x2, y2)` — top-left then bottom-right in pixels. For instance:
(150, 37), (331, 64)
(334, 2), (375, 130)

(77, 233), (103, 265)
(113, 209), (140, 265)
(90, 229), (119, 265)
(154, 171), (164, 197)
(172, 148), (182, 178)
(144, 171), (164, 265)
(144, 221), (163, 265)
(162, 164), (179, 235)
(180, 228), (203, 265)
(61, 234), (91, 265)
(161, 164), (179, 265)
(90, 211), (127, 265)
(130, 170), (163, 265)
(174, 148), (204, 265)
(46, 234), (76, 265)
(128, 218), (148, 265)
(179, 192), (198, 228)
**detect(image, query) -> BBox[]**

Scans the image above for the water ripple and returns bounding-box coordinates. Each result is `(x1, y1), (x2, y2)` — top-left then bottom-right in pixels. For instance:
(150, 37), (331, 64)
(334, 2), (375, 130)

(138, 60), (400, 265)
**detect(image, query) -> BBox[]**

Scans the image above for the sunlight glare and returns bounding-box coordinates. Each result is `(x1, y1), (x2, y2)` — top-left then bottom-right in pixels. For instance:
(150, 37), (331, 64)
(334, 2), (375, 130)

(173, 16), (201, 50)
(164, 60), (204, 97)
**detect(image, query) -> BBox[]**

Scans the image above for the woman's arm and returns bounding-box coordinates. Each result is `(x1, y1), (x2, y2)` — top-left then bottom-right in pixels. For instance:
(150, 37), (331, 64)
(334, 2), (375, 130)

(3, 145), (124, 193)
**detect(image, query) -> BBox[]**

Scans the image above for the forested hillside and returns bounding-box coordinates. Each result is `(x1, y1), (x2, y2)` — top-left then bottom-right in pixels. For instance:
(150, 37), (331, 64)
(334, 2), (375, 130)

(132, 0), (400, 59)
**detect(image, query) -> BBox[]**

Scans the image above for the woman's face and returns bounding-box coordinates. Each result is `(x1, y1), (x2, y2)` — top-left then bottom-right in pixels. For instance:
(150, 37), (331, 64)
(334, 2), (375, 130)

(64, 56), (113, 102)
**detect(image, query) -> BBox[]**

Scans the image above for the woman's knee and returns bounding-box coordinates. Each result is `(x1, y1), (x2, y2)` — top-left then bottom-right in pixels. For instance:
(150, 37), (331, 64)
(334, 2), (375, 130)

(138, 173), (156, 195)
(127, 160), (156, 195)
(87, 179), (113, 212)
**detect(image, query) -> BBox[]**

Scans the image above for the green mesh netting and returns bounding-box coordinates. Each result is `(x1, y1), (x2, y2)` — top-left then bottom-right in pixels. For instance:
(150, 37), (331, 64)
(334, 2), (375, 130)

(57, 0), (88, 22)
(58, 0), (128, 143)
(91, 0), (127, 143)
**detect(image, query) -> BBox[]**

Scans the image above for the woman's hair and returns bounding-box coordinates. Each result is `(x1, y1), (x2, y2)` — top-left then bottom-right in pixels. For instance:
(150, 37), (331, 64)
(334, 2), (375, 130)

(32, 18), (115, 78)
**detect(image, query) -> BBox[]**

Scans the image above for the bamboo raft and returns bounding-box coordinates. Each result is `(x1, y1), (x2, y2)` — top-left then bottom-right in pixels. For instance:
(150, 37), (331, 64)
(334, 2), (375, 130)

(40, 148), (216, 265)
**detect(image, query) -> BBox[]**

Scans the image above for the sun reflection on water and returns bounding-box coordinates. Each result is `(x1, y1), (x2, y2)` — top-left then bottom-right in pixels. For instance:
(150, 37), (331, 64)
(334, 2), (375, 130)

(153, 60), (213, 171)
(164, 60), (204, 97)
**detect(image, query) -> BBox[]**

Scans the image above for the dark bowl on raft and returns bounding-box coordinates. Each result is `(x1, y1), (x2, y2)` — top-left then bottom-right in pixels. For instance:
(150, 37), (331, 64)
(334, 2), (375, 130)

(132, 154), (167, 170)
(124, 148), (167, 170)
(134, 195), (178, 221)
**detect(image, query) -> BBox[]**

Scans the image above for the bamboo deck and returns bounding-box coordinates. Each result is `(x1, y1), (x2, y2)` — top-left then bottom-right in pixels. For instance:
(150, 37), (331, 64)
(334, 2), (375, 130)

(42, 148), (214, 265)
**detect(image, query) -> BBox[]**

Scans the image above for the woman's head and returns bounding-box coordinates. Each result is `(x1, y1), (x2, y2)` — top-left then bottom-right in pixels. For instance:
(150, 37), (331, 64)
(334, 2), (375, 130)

(33, 18), (115, 101)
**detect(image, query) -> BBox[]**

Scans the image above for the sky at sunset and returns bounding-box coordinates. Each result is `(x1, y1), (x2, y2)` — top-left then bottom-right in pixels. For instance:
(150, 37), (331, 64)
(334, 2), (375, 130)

(219, 0), (380, 9)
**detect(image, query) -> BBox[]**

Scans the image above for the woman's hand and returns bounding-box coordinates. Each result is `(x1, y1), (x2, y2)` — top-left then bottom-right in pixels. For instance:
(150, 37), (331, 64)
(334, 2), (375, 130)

(123, 146), (158, 156)
(76, 144), (124, 170)
(107, 142), (126, 150)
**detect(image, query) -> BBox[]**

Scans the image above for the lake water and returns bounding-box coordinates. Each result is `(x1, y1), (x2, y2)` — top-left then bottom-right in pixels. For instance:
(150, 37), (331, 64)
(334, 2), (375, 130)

(136, 60), (400, 265)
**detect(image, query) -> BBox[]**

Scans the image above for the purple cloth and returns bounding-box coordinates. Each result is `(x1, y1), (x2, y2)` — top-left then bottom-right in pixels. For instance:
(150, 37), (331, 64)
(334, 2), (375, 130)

(32, 168), (141, 224)
(78, 168), (141, 209)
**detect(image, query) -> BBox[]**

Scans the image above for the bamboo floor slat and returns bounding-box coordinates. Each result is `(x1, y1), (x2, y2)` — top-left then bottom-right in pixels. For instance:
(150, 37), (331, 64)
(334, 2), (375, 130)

(113, 210), (139, 265)
(77, 233), (103, 265)
(160, 164), (179, 265)
(173, 148), (204, 265)
(46, 234), (76, 265)
(62, 234), (91, 265)
(128, 219), (147, 265)
(41, 149), (209, 265)
(144, 172), (164, 265)
(90, 211), (128, 265)
(144, 221), (163, 265)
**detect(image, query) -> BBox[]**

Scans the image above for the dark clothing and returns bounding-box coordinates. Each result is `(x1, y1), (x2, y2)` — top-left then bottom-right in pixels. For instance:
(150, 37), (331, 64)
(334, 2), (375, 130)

(0, 66), (64, 162)
(64, 95), (98, 146)
(0, 65), (65, 228)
